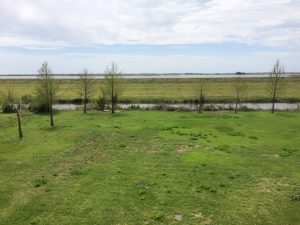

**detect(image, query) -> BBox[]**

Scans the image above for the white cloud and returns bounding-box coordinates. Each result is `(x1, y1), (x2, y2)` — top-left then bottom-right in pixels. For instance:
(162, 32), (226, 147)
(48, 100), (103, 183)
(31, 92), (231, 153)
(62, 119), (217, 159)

(0, 0), (299, 47)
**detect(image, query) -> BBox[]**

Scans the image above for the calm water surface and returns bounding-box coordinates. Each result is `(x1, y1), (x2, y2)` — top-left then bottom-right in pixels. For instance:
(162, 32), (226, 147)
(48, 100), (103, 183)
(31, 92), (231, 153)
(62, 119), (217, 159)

(52, 103), (300, 111)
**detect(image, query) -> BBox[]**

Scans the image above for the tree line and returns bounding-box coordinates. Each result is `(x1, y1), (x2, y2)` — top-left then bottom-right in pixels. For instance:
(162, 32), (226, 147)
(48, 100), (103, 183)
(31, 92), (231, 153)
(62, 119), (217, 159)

(0, 60), (286, 139)
(194, 59), (285, 114)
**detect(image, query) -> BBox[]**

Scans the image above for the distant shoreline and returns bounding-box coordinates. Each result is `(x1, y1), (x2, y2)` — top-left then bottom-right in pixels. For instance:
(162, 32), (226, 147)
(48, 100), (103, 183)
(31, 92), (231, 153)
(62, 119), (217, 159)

(0, 73), (299, 79)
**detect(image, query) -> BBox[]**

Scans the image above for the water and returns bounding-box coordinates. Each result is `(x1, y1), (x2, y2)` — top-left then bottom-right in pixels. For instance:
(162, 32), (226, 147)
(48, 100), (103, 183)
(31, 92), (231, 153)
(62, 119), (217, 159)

(52, 104), (81, 110)
(52, 103), (300, 111)
(0, 73), (299, 79)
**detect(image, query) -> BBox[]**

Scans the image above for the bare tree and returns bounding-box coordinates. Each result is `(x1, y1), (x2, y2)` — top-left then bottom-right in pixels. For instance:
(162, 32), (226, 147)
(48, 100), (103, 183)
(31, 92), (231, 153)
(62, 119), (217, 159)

(268, 60), (285, 113)
(195, 80), (208, 113)
(0, 87), (23, 139)
(78, 69), (94, 113)
(36, 62), (59, 127)
(233, 75), (248, 113)
(101, 62), (124, 114)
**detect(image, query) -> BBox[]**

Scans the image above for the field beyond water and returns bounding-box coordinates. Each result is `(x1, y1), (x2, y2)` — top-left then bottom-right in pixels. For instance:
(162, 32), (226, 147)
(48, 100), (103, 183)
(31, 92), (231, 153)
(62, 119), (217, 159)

(0, 111), (299, 224)
(1, 77), (300, 103)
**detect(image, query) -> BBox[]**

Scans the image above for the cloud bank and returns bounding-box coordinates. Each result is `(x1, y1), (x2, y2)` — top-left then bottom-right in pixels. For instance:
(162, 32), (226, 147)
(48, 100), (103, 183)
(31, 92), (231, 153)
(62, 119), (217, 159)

(1, 0), (300, 48)
(0, 0), (299, 73)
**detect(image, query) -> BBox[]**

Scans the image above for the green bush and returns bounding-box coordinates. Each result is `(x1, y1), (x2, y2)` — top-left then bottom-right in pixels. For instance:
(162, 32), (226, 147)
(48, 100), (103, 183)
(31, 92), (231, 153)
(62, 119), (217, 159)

(29, 97), (50, 113)
(97, 96), (107, 111)
(0, 87), (17, 113)
(2, 104), (17, 113)
(21, 94), (33, 104)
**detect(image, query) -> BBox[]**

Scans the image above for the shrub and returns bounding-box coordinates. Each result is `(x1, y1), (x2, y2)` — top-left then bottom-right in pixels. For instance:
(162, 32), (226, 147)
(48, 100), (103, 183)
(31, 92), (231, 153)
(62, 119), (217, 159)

(57, 98), (82, 104)
(128, 104), (141, 110)
(165, 105), (177, 111)
(239, 105), (255, 111)
(29, 97), (50, 113)
(152, 104), (165, 110)
(204, 104), (218, 111)
(2, 104), (17, 113)
(177, 106), (192, 112)
(97, 96), (107, 111)
(21, 94), (33, 104)
(0, 87), (17, 113)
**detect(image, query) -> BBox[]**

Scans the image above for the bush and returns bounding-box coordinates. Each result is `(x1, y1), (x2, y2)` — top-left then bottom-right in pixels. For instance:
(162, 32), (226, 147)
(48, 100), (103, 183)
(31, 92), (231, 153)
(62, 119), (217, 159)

(177, 106), (192, 112)
(152, 104), (165, 110)
(2, 104), (17, 113)
(29, 97), (50, 113)
(128, 105), (141, 110)
(165, 105), (177, 111)
(97, 96), (107, 111)
(21, 95), (33, 104)
(204, 104), (218, 111)
(239, 105), (255, 111)
(0, 87), (17, 113)
(57, 98), (83, 104)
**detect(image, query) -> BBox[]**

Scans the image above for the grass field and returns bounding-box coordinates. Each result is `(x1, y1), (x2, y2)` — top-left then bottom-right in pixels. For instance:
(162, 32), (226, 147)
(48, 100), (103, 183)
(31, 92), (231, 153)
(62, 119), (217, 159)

(0, 111), (299, 224)
(1, 77), (300, 103)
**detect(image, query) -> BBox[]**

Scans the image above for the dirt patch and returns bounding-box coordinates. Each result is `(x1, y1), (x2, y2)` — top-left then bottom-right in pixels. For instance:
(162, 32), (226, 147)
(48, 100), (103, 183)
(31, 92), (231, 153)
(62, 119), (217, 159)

(176, 145), (190, 153)
(88, 152), (106, 163)
(147, 144), (162, 153)
(176, 144), (201, 153)
(194, 212), (212, 224)
(74, 140), (97, 153)
(174, 214), (183, 221)
(204, 218), (212, 225)
(194, 212), (204, 219)
(257, 178), (273, 193)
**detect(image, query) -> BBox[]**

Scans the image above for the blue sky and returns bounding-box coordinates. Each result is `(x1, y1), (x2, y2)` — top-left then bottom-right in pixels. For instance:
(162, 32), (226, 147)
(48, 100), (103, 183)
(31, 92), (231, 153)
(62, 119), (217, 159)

(0, 0), (299, 74)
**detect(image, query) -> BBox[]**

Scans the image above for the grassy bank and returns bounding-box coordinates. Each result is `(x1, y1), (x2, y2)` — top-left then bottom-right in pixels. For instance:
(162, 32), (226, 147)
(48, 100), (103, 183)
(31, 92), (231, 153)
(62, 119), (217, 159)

(1, 77), (300, 103)
(0, 111), (299, 224)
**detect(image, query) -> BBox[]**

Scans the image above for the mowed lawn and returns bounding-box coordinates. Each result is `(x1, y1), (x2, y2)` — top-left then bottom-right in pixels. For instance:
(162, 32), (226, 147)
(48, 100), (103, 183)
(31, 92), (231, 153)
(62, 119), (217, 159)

(0, 111), (299, 225)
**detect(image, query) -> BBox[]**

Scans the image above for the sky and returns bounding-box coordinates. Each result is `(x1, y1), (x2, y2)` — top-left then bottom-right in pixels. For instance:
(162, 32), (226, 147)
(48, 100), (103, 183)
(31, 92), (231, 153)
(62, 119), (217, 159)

(0, 0), (299, 74)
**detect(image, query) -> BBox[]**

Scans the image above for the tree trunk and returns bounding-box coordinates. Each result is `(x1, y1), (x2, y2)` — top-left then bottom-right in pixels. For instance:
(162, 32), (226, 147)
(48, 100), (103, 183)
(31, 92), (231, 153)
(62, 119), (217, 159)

(50, 105), (54, 127)
(271, 91), (276, 114)
(235, 98), (238, 114)
(84, 96), (87, 113)
(111, 95), (115, 114)
(271, 100), (275, 114)
(198, 95), (201, 113)
(271, 77), (278, 114)
(84, 80), (87, 113)
(49, 93), (54, 127)
(16, 111), (23, 139)
(198, 86), (204, 113)
(111, 77), (115, 114)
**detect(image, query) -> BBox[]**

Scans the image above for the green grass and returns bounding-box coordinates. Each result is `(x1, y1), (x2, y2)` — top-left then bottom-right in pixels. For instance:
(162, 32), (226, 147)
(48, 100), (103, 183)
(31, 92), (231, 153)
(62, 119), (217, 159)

(0, 111), (299, 224)
(1, 77), (300, 103)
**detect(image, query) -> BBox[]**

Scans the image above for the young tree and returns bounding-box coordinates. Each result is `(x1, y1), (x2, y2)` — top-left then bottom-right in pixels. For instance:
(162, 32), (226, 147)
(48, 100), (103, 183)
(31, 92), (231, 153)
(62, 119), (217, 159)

(195, 80), (208, 113)
(101, 62), (124, 114)
(78, 69), (94, 113)
(36, 62), (58, 127)
(0, 87), (23, 139)
(0, 86), (15, 113)
(268, 60), (285, 113)
(233, 75), (247, 113)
